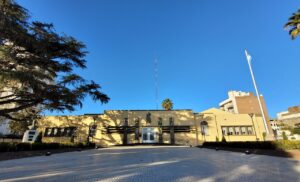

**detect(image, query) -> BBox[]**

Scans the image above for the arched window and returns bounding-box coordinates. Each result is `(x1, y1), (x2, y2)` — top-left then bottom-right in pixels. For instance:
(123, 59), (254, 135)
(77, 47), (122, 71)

(200, 121), (209, 135)
(89, 124), (97, 137)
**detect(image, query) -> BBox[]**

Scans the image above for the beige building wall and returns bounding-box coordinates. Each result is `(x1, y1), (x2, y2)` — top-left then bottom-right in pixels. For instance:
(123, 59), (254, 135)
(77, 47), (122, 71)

(38, 110), (197, 146)
(219, 91), (272, 136)
(199, 108), (267, 142)
(38, 108), (269, 147)
(277, 106), (300, 128)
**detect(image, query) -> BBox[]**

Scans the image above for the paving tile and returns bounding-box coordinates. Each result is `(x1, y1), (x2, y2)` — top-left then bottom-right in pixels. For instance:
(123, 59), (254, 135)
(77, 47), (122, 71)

(0, 146), (299, 182)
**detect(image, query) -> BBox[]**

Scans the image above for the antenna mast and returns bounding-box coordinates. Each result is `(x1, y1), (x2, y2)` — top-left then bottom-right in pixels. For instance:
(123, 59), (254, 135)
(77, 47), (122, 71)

(154, 57), (159, 109)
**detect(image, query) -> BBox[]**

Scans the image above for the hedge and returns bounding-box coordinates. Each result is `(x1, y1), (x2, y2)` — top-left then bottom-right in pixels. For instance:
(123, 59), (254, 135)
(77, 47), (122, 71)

(202, 141), (300, 150)
(0, 142), (95, 152)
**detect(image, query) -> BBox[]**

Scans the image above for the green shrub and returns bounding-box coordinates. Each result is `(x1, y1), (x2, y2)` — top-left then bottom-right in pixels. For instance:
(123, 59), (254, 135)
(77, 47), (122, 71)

(282, 131), (288, 140)
(34, 132), (43, 143)
(262, 132), (266, 141)
(16, 143), (32, 151)
(202, 141), (300, 150)
(275, 140), (300, 150)
(221, 136), (226, 142)
(0, 142), (11, 152)
(0, 142), (94, 152)
(292, 128), (300, 135)
(31, 142), (46, 150)
(216, 136), (219, 142)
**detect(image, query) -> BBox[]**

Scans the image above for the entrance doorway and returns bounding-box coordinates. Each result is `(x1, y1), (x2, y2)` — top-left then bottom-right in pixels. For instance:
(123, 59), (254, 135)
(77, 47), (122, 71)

(142, 127), (157, 143)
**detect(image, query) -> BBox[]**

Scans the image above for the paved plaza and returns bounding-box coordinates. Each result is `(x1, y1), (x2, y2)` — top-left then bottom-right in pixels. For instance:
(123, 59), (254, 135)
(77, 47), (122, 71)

(0, 146), (299, 182)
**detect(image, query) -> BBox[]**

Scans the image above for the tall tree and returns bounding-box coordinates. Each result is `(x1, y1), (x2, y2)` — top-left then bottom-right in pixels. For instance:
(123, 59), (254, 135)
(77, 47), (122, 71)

(285, 9), (300, 39)
(9, 107), (41, 135)
(162, 98), (173, 111)
(0, 0), (109, 120)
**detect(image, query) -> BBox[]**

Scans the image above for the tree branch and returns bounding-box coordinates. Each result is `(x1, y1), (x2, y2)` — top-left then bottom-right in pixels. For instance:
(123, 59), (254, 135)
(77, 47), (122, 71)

(0, 100), (41, 116)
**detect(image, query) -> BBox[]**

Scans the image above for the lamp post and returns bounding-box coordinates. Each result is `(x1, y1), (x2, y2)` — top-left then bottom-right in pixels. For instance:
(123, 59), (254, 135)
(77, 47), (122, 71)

(193, 113), (199, 146)
(249, 113), (258, 141)
(200, 122), (206, 142)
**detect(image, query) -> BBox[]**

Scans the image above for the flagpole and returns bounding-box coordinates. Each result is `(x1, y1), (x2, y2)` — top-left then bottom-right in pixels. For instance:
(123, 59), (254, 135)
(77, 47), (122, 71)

(245, 50), (269, 134)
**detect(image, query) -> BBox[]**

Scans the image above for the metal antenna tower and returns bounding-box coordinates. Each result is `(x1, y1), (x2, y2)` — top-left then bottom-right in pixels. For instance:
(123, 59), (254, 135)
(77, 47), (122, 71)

(154, 57), (159, 110)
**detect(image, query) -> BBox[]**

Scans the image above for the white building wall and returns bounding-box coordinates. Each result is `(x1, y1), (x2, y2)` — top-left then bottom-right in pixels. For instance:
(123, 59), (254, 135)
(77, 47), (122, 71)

(0, 119), (11, 135)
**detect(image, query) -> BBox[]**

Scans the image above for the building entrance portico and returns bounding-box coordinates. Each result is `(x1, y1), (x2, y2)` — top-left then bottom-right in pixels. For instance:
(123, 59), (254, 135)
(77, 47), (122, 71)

(142, 127), (158, 143)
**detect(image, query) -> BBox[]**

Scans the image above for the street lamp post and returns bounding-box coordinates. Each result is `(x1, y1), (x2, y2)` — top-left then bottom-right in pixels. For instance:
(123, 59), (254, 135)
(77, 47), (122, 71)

(249, 113), (258, 141)
(193, 113), (199, 146)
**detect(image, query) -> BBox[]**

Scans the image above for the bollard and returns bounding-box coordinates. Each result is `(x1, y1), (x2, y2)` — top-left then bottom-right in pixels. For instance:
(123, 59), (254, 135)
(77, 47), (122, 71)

(45, 152), (51, 156)
(245, 150), (251, 155)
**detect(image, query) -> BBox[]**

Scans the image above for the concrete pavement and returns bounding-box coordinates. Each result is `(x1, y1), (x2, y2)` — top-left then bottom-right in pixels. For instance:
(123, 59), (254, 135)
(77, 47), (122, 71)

(0, 146), (299, 182)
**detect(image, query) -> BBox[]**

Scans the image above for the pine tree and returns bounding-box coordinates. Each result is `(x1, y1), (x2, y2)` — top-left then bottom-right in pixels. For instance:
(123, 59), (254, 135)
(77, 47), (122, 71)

(0, 0), (109, 120)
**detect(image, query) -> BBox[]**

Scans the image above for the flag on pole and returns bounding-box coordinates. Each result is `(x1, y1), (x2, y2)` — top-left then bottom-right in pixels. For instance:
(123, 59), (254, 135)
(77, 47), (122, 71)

(245, 49), (252, 63)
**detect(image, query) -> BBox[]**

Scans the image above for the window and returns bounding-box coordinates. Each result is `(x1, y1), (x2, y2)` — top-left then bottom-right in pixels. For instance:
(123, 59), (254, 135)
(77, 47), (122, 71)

(44, 128), (52, 137)
(158, 117), (163, 126)
(60, 128), (65, 135)
(53, 128), (58, 136)
(43, 127), (77, 137)
(221, 126), (253, 136)
(124, 118), (128, 126)
(247, 127), (253, 135)
(234, 127), (240, 135)
(143, 132), (147, 140)
(135, 119), (140, 140)
(65, 128), (71, 136)
(222, 127), (227, 136)
(135, 119), (140, 126)
(89, 125), (97, 137)
(241, 127), (246, 135)
(228, 127), (234, 135)
(150, 133), (154, 140)
(57, 128), (62, 136)
(201, 121), (209, 135)
(70, 127), (77, 137)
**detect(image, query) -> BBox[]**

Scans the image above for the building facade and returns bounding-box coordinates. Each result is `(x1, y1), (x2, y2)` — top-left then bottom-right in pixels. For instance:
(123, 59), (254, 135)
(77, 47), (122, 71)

(219, 91), (272, 135)
(38, 108), (268, 146)
(219, 91), (269, 116)
(0, 88), (15, 135)
(277, 106), (300, 128)
(0, 120), (10, 135)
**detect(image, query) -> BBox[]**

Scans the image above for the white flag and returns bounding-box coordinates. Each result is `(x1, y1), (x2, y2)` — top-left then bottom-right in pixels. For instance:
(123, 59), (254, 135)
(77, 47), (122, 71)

(245, 49), (252, 63)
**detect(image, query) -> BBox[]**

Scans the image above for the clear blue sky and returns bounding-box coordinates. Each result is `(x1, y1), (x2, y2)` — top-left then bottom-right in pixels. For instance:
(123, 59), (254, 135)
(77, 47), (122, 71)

(18, 0), (300, 118)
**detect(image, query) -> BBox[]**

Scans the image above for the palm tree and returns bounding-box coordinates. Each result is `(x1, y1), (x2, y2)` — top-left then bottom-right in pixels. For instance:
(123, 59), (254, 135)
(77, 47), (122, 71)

(162, 98), (173, 110)
(285, 9), (300, 39)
